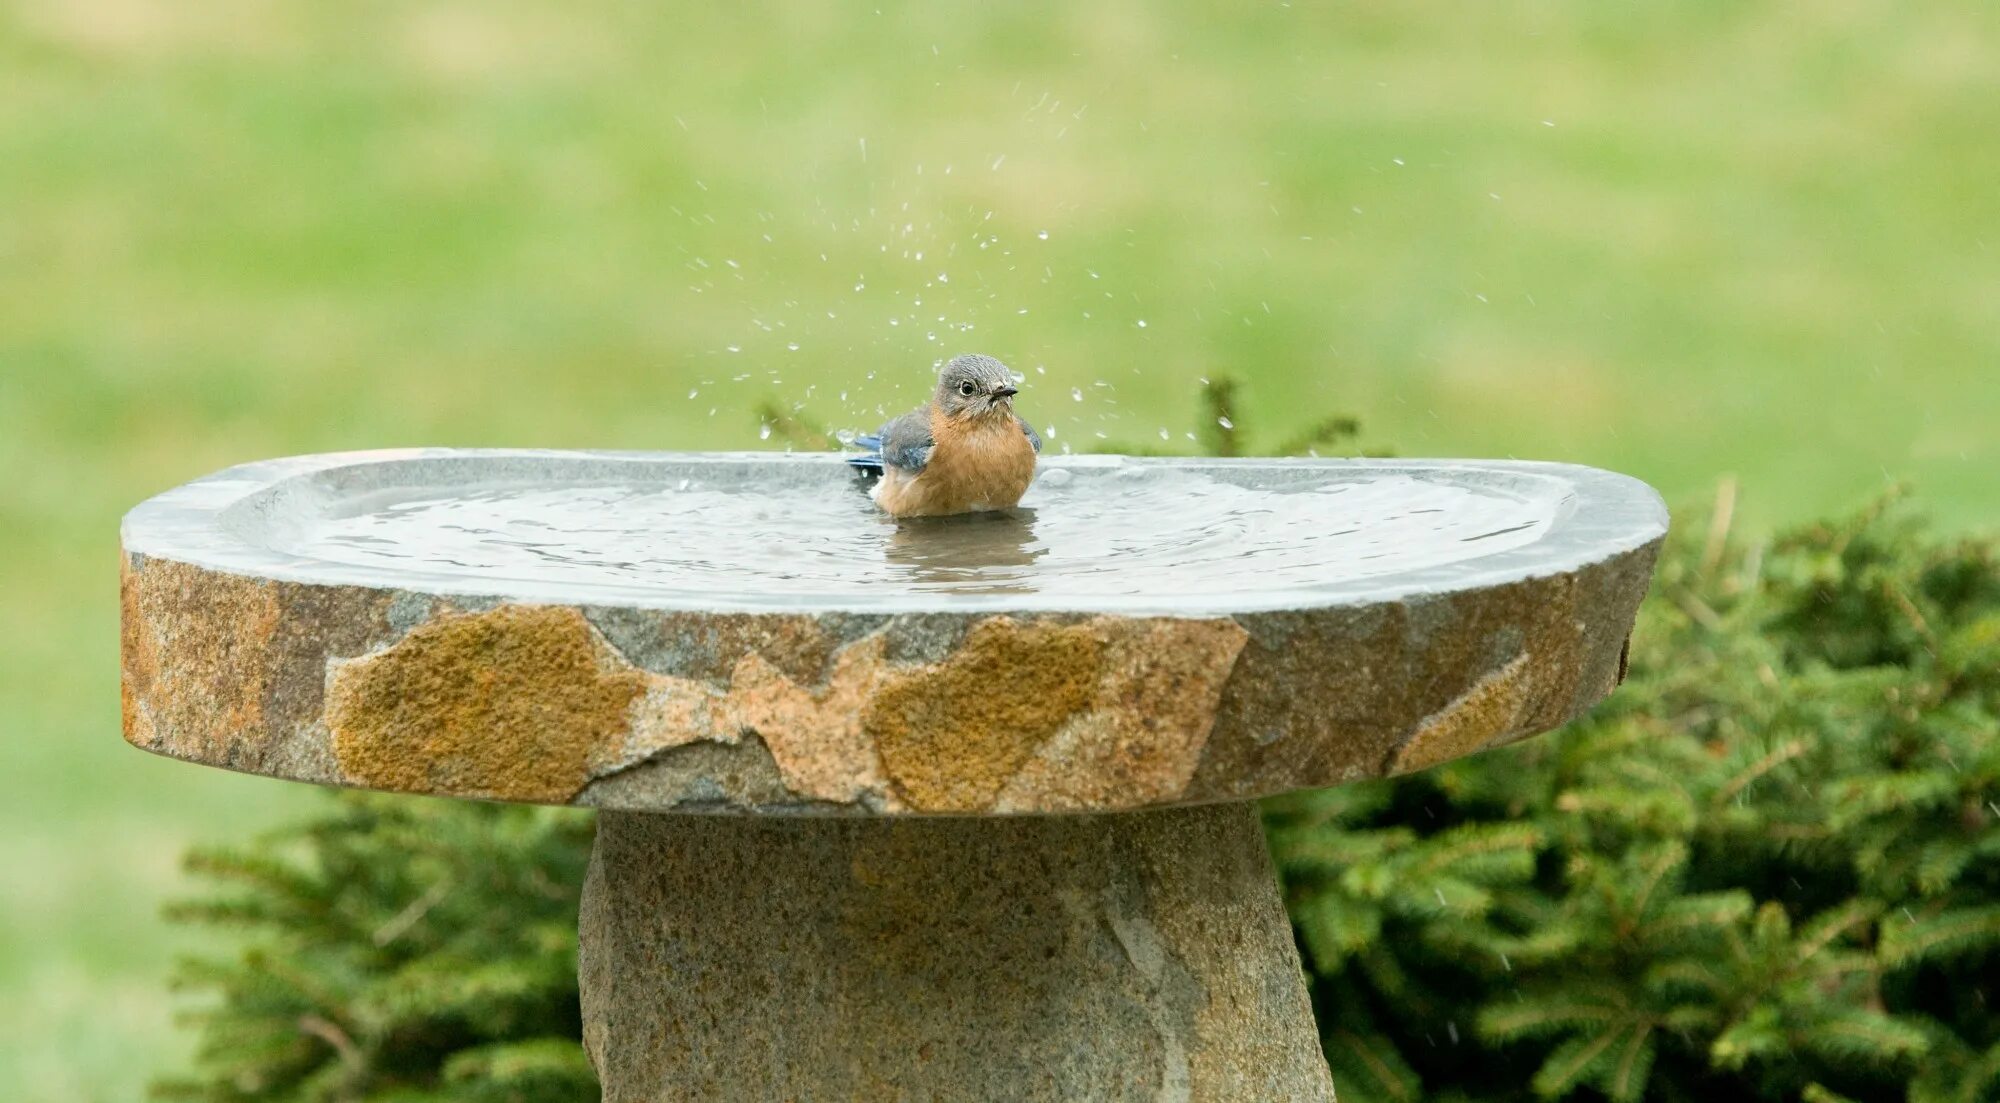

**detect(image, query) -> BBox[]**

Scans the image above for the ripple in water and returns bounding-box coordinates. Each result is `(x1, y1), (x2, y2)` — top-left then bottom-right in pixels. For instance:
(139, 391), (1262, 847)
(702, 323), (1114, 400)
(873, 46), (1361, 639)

(291, 470), (1560, 598)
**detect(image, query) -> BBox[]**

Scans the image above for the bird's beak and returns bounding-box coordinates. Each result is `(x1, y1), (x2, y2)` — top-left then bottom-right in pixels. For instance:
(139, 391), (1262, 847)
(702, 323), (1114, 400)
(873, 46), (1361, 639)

(993, 386), (1018, 399)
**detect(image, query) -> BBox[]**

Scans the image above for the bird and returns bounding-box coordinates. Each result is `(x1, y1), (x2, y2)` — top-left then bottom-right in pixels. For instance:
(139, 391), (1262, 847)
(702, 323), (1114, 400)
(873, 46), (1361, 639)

(846, 354), (1042, 518)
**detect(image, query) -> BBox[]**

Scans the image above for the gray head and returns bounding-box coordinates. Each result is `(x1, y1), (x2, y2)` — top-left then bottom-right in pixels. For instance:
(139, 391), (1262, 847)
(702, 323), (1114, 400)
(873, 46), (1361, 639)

(933, 354), (1020, 422)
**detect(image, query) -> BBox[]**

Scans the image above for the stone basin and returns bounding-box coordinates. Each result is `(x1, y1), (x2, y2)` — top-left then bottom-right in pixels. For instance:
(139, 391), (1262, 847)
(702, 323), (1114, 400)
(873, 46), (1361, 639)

(121, 448), (1667, 1102)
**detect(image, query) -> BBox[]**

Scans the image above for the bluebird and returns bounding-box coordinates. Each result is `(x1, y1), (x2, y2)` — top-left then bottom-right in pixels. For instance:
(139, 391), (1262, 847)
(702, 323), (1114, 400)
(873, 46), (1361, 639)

(847, 354), (1042, 517)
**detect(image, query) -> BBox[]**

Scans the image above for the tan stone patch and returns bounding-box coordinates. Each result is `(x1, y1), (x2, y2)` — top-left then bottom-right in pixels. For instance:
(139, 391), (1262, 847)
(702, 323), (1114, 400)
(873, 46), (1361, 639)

(327, 605), (649, 803)
(996, 619), (1250, 812)
(616, 677), (734, 770)
(322, 604), (901, 808)
(731, 637), (896, 806)
(867, 618), (1106, 812)
(120, 558), (156, 747)
(1384, 651), (1534, 776)
(121, 557), (281, 764)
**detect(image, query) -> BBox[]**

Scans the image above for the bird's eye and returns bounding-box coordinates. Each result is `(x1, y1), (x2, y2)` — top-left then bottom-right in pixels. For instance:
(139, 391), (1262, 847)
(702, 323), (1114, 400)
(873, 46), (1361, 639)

(958, 381), (977, 396)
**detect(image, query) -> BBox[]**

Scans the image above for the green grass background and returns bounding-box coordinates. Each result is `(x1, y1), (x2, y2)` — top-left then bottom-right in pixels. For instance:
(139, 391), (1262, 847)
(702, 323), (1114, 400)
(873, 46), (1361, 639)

(1, 0), (1994, 1098)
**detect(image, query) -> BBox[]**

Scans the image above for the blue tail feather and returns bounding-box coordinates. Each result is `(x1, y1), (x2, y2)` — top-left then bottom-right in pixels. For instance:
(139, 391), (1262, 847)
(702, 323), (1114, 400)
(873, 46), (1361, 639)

(846, 432), (884, 475)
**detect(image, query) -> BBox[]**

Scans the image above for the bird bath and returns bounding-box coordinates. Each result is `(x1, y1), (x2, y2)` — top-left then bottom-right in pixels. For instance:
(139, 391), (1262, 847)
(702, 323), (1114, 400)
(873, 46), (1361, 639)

(122, 448), (1666, 1101)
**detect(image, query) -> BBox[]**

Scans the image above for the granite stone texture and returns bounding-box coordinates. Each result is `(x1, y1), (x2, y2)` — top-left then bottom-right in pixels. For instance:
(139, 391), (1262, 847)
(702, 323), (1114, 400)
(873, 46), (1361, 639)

(580, 803), (1336, 1102)
(121, 548), (1656, 814)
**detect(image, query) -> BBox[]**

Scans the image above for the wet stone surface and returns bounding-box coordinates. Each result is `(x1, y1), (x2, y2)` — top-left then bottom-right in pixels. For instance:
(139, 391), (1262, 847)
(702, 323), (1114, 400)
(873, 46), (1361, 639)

(120, 449), (1667, 816)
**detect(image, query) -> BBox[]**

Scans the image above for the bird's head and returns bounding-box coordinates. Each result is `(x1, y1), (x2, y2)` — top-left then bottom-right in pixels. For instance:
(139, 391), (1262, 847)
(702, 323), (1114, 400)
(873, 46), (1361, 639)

(934, 354), (1021, 422)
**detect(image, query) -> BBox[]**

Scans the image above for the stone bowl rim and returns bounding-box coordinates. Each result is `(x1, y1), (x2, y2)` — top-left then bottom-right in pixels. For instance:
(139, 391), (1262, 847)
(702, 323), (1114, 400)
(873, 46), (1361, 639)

(121, 448), (1668, 617)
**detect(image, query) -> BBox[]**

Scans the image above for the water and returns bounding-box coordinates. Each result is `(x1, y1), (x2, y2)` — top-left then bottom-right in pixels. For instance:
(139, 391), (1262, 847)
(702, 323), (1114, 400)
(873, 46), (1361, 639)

(284, 466), (1563, 600)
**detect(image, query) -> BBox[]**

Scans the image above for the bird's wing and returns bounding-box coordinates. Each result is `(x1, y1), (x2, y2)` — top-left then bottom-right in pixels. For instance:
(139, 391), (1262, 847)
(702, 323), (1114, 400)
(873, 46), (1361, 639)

(846, 409), (933, 474)
(1016, 415), (1042, 453)
(876, 410), (936, 472)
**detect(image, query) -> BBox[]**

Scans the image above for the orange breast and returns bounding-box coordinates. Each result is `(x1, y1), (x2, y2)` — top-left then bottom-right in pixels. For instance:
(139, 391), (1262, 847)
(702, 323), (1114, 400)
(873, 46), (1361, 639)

(873, 413), (1036, 517)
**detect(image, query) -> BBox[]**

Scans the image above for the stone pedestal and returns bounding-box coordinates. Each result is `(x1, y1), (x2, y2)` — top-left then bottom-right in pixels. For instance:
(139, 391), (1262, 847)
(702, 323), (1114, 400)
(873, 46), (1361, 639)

(579, 804), (1334, 1102)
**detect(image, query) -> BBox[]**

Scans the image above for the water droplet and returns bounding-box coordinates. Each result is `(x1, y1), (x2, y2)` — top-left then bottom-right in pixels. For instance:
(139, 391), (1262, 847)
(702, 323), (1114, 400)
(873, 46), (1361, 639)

(726, 345), (741, 353)
(1071, 388), (1084, 402)
(1217, 416), (1233, 429)
(688, 388), (699, 399)
(758, 424), (772, 440)
(1136, 320), (1148, 328)
(1037, 230), (1049, 240)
